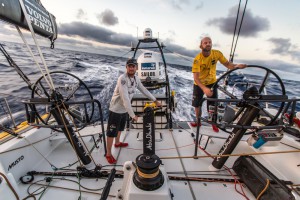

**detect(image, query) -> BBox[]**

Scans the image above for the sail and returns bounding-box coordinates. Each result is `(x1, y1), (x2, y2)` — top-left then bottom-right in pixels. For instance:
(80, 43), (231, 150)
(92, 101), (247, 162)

(0, 0), (57, 42)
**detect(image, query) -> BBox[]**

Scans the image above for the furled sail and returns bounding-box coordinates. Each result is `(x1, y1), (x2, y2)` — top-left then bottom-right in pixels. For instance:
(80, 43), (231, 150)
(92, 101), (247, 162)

(0, 0), (57, 42)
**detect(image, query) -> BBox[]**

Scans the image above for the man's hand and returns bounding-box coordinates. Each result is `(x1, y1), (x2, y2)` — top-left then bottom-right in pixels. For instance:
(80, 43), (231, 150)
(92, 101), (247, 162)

(132, 116), (138, 121)
(236, 64), (247, 69)
(154, 100), (162, 107)
(203, 86), (213, 97)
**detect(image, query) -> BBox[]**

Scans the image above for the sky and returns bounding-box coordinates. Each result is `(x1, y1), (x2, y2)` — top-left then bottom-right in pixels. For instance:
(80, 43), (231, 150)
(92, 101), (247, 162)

(1, 0), (300, 77)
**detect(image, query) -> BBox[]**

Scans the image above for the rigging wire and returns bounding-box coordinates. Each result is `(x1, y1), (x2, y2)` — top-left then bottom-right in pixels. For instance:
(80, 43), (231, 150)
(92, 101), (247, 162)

(231, 0), (248, 62)
(229, 0), (242, 62)
(119, 49), (133, 58)
(164, 48), (193, 63)
(0, 43), (33, 88)
(229, 0), (248, 62)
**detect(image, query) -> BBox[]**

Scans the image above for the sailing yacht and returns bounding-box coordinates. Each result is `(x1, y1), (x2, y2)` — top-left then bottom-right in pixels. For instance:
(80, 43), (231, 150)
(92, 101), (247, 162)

(1, 1), (300, 199)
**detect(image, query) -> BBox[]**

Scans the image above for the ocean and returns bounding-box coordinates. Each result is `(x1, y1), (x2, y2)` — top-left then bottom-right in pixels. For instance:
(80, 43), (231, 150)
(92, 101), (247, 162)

(1, 41), (299, 127)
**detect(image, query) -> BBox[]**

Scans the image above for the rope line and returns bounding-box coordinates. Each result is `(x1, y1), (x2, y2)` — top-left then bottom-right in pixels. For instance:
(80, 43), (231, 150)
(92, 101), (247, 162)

(18, 0), (55, 90)
(256, 179), (270, 200)
(16, 27), (53, 90)
(160, 149), (300, 160)
(0, 172), (20, 200)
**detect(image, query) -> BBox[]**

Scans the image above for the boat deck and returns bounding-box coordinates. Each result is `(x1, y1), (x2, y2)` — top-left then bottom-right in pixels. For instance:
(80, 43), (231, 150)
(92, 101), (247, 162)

(2, 122), (298, 199)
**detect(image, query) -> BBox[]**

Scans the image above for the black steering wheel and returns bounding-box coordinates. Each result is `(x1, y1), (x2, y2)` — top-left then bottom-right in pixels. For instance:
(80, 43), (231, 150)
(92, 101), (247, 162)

(211, 65), (286, 130)
(31, 71), (94, 132)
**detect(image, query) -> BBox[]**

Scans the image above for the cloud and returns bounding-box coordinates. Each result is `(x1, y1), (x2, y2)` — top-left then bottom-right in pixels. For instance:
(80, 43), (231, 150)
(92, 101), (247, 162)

(58, 21), (197, 58)
(59, 22), (134, 46)
(163, 40), (198, 58)
(59, 22), (199, 57)
(268, 37), (300, 61)
(170, 0), (190, 10)
(96, 9), (119, 26)
(195, 1), (204, 10)
(206, 5), (270, 37)
(76, 9), (87, 20)
(268, 38), (291, 54)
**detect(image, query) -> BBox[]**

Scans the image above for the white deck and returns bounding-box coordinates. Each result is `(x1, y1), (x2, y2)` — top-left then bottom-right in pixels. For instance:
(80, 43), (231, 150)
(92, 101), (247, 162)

(1, 122), (299, 200)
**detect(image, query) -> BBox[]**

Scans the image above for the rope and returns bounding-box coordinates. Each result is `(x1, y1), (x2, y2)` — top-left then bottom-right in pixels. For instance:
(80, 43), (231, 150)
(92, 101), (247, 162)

(0, 135), (53, 155)
(16, 27), (53, 90)
(31, 183), (116, 197)
(61, 102), (97, 166)
(0, 172), (20, 200)
(160, 149), (300, 160)
(169, 129), (197, 200)
(22, 136), (57, 169)
(196, 142), (249, 199)
(18, 0), (55, 90)
(125, 143), (194, 151)
(256, 179), (270, 200)
(137, 168), (159, 179)
(56, 104), (83, 167)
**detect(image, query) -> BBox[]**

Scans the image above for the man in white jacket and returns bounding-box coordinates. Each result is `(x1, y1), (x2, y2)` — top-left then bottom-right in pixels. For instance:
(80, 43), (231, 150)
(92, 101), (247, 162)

(106, 58), (161, 164)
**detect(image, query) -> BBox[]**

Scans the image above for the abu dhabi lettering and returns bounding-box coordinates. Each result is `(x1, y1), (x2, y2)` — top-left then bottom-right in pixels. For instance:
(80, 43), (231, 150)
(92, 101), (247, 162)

(145, 123), (152, 150)
(216, 132), (236, 161)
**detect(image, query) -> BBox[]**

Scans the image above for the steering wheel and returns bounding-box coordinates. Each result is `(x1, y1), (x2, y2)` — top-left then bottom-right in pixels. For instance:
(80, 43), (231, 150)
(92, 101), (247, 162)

(211, 65), (286, 131)
(31, 71), (94, 132)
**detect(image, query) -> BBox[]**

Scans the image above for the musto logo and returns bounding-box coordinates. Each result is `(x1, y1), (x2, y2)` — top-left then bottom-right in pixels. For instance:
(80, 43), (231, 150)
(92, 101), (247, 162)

(8, 155), (24, 171)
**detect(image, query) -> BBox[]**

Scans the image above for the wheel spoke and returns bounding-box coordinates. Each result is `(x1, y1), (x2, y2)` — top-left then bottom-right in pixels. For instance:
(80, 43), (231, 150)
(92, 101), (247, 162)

(65, 82), (81, 101)
(31, 71), (95, 132)
(212, 65), (286, 128)
(258, 70), (270, 93)
(217, 85), (238, 99)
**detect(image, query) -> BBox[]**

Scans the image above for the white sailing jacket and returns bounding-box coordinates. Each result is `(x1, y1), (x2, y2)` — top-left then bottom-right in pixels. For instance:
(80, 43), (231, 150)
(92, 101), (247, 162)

(109, 73), (156, 118)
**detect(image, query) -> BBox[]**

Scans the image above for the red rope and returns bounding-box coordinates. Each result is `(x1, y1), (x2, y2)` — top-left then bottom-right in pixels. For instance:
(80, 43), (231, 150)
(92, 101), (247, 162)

(196, 142), (250, 200)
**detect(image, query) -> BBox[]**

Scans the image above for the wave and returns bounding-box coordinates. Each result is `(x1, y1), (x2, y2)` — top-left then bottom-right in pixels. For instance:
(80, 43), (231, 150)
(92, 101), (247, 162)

(1, 41), (299, 124)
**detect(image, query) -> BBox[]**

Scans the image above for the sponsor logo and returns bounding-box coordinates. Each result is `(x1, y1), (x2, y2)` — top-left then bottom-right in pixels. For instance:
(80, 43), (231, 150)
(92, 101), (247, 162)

(211, 59), (216, 65)
(141, 72), (155, 77)
(145, 123), (152, 150)
(24, 0), (54, 33)
(144, 53), (152, 58)
(216, 133), (236, 161)
(8, 155), (24, 171)
(141, 63), (156, 70)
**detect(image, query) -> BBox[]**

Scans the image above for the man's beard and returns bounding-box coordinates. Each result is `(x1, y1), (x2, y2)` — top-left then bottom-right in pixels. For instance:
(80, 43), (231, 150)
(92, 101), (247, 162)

(128, 71), (136, 76)
(203, 46), (211, 52)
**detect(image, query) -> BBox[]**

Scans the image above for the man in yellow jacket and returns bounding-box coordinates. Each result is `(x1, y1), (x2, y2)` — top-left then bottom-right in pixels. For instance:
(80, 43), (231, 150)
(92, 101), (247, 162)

(191, 37), (247, 132)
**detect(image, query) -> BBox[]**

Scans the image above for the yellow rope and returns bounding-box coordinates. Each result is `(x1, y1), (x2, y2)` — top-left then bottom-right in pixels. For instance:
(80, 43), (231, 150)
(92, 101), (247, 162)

(160, 149), (300, 159)
(137, 168), (159, 179)
(256, 179), (270, 200)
